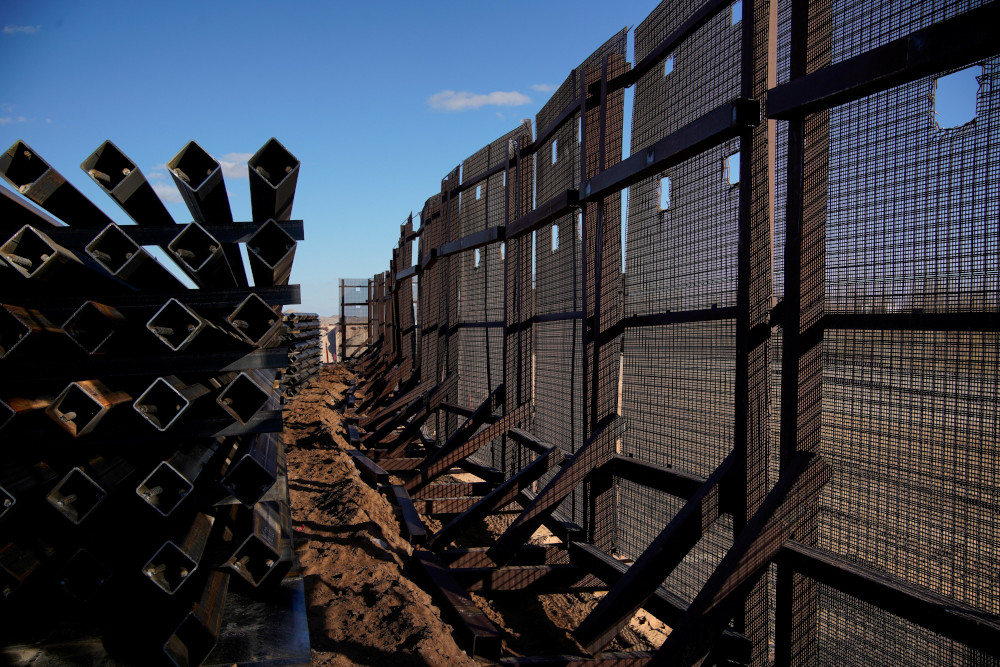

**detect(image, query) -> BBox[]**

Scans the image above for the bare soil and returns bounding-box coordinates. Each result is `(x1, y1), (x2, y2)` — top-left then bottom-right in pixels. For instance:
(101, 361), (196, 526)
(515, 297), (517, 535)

(282, 364), (666, 665)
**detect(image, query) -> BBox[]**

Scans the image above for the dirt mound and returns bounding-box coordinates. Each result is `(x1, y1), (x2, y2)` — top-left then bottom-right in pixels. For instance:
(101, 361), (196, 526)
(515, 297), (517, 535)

(283, 365), (476, 666)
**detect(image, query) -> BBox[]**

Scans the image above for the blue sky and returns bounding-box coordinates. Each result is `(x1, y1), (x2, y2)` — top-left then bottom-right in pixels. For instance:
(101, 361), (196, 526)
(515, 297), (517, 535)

(0, 2), (981, 315)
(0, 0), (655, 315)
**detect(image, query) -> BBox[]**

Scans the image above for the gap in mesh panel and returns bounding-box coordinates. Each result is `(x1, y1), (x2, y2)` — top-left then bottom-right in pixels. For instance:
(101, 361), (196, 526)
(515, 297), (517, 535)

(826, 61), (999, 314)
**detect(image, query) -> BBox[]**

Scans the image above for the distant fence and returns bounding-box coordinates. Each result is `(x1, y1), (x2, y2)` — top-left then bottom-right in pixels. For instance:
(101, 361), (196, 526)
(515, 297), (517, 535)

(339, 278), (371, 360)
(362, 0), (999, 663)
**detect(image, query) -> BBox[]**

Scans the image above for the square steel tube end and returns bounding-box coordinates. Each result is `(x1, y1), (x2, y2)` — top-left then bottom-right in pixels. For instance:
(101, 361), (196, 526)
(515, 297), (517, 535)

(62, 301), (124, 354)
(47, 468), (107, 524)
(227, 293), (280, 346)
(225, 535), (279, 586)
(248, 138), (298, 188)
(147, 298), (205, 351)
(136, 461), (194, 517)
(0, 484), (14, 520)
(167, 141), (219, 191)
(220, 441), (277, 507)
(248, 138), (299, 221)
(134, 377), (192, 432)
(143, 541), (197, 595)
(80, 140), (134, 194)
(167, 223), (225, 274)
(0, 304), (35, 358)
(85, 224), (142, 276)
(246, 219), (296, 284)
(57, 549), (111, 602)
(217, 373), (270, 424)
(1, 225), (75, 280)
(46, 381), (110, 437)
(162, 574), (226, 667)
(0, 140), (50, 193)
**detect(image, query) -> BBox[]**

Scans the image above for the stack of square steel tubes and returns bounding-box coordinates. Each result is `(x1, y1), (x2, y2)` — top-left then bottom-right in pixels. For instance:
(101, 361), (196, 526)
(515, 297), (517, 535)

(0, 137), (308, 665)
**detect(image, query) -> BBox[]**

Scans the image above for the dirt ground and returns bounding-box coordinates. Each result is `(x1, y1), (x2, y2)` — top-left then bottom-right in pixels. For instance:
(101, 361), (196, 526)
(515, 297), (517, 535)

(282, 364), (666, 665)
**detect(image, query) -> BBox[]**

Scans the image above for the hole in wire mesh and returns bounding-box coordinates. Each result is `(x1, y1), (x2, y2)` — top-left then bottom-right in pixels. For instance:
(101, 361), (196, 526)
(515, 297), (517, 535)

(725, 153), (740, 185)
(934, 66), (980, 129)
(664, 54), (674, 76)
(731, 0), (742, 25)
(552, 225), (559, 253)
(658, 176), (672, 209)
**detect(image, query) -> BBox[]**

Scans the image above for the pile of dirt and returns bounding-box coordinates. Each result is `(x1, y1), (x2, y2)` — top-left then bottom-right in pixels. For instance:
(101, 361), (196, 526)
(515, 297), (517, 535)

(282, 364), (666, 665)
(283, 365), (476, 666)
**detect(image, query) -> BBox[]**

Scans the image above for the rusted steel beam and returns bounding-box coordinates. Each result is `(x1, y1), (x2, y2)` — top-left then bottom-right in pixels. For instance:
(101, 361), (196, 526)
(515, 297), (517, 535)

(167, 141), (246, 287)
(347, 449), (389, 488)
(413, 549), (500, 659)
(46, 455), (134, 524)
(411, 496), (481, 515)
(390, 484), (427, 544)
(136, 440), (222, 516)
(85, 224), (187, 292)
(221, 502), (283, 587)
(246, 219), (297, 287)
(569, 542), (751, 663)
(133, 375), (212, 432)
(429, 445), (563, 549)
(81, 140), (175, 227)
(45, 379), (131, 438)
(451, 564), (601, 593)
(652, 453), (830, 666)
(404, 398), (524, 492)
(161, 570), (229, 666)
(573, 451), (734, 654)
(488, 416), (618, 566)
(220, 433), (279, 506)
(499, 653), (656, 666)
(779, 541), (1000, 658)
(61, 301), (127, 354)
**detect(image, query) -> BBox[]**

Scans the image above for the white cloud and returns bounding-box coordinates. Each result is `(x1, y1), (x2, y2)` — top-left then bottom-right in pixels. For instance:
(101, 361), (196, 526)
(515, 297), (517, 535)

(0, 104), (13, 113)
(218, 152), (252, 179)
(428, 90), (531, 112)
(0, 116), (27, 126)
(151, 181), (182, 203)
(4, 25), (41, 35)
(531, 83), (556, 92)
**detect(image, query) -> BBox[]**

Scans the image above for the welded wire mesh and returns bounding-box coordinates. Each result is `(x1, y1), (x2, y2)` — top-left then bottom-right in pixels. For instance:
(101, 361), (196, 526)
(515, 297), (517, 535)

(778, 0), (1000, 662)
(617, 0), (742, 606)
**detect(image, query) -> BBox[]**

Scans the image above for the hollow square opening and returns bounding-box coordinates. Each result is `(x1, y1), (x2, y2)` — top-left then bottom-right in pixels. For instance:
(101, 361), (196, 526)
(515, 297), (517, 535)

(81, 141), (134, 192)
(226, 536), (279, 586)
(228, 293), (280, 346)
(222, 457), (276, 506)
(2, 141), (48, 189)
(167, 141), (218, 190)
(134, 377), (191, 431)
(1, 226), (58, 278)
(147, 299), (204, 351)
(217, 373), (270, 424)
(248, 138), (298, 187)
(0, 485), (14, 520)
(163, 611), (215, 667)
(47, 468), (106, 524)
(247, 220), (295, 269)
(49, 383), (104, 437)
(136, 461), (194, 517)
(143, 542), (198, 595)
(168, 223), (222, 273)
(62, 301), (122, 354)
(86, 224), (141, 275)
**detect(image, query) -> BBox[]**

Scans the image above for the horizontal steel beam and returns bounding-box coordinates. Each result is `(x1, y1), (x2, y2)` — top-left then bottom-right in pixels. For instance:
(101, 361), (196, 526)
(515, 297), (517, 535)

(768, 2), (1000, 119)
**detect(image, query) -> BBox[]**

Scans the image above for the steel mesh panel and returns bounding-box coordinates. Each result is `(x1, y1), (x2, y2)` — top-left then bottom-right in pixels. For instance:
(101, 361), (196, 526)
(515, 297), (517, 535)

(831, 0), (990, 65)
(616, 478), (734, 603)
(815, 585), (998, 667)
(825, 64), (1000, 314)
(632, 1), (742, 148)
(821, 329), (1000, 606)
